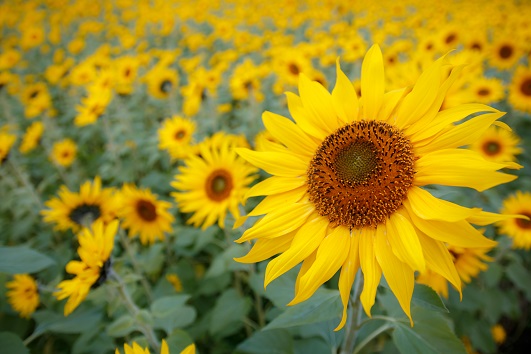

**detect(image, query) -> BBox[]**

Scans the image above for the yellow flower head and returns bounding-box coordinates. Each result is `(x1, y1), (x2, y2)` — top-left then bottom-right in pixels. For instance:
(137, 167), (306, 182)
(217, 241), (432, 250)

(491, 324), (506, 345)
(19, 121), (44, 154)
(144, 65), (179, 100)
(158, 115), (196, 160)
(469, 126), (522, 163)
(49, 138), (77, 167)
(234, 45), (520, 330)
(6, 274), (40, 318)
(508, 64), (531, 113)
(499, 191), (531, 250)
(115, 340), (179, 354)
(0, 130), (17, 164)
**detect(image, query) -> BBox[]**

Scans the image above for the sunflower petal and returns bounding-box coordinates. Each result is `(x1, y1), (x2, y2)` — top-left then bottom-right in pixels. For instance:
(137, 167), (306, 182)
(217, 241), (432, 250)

(235, 233), (294, 263)
(286, 92), (328, 140)
(332, 59), (359, 124)
(335, 231), (360, 331)
(245, 176), (305, 199)
(299, 73), (342, 132)
(387, 212), (425, 272)
(361, 44), (384, 120)
(467, 210), (529, 226)
(407, 186), (479, 222)
(359, 228), (381, 317)
(235, 148), (308, 177)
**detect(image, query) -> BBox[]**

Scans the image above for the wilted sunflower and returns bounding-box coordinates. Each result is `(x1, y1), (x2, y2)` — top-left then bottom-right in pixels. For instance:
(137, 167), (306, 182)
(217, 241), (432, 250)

(235, 45), (521, 330)
(41, 176), (120, 232)
(469, 126), (522, 163)
(6, 274), (40, 318)
(49, 138), (77, 167)
(54, 219), (118, 315)
(158, 115), (196, 160)
(19, 121), (44, 154)
(118, 183), (174, 245)
(499, 191), (531, 250)
(171, 139), (258, 230)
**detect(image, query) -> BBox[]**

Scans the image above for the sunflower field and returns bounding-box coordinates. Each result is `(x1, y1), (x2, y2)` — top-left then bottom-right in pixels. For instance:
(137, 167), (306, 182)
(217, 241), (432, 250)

(2, 0), (531, 353)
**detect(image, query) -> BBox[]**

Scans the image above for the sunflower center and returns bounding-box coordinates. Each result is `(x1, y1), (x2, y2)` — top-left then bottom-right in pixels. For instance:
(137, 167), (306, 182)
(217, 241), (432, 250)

(174, 129), (186, 140)
(160, 80), (173, 93)
(520, 78), (531, 96)
(516, 213), (531, 230)
(477, 88), (490, 96)
(445, 33), (457, 44)
(91, 258), (112, 289)
(69, 204), (101, 226)
(307, 120), (415, 229)
(205, 169), (233, 202)
(483, 141), (501, 155)
(136, 199), (157, 221)
(288, 63), (300, 75)
(499, 45), (513, 59)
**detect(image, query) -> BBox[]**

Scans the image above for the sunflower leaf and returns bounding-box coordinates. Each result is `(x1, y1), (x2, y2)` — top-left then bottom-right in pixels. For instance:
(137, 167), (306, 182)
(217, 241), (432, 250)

(210, 289), (252, 337)
(235, 329), (294, 354)
(0, 332), (29, 354)
(411, 284), (449, 313)
(0, 246), (55, 275)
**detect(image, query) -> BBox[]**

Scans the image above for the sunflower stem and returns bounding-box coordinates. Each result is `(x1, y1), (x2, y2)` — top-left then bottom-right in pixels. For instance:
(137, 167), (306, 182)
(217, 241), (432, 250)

(118, 228), (154, 302)
(340, 272), (364, 354)
(110, 269), (160, 352)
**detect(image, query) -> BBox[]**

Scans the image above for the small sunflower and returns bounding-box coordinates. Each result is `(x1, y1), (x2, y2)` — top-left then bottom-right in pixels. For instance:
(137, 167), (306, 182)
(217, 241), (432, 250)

(21, 82), (52, 118)
(115, 340), (196, 354)
(491, 324), (507, 345)
(499, 191), (531, 250)
(49, 138), (77, 167)
(41, 176), (120, 232)
(469, 126), (522, 163)
(508, 65), (531, 113)
(158, 115), (196, 160)
(489, 37), (522, 71)
(0, 130), (17, 164)
(19, 121), (44, 154)
(171, 140), (258, 230)
(54, 219), (118, 315)
(118, 184), (175, 245)
(166, 274), (183, 292)
(468, 77), (505, 104)
(234, 45), (520, 330)
(145, 65), (179, 99)
(6, 274), (40, 318)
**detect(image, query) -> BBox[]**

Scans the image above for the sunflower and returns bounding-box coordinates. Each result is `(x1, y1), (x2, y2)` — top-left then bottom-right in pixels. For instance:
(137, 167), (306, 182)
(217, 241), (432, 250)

(41, 176), (120, 232)
(21, 82), (52, 118)
(469, 126), (522, 163)
(171, 139), (258, 230)
(114, 55), (141, 95)
(54, 219), (118, 315)
(489, 37), (522, 71)
(166, 273), (183, 292)
(118, 184), (174, 245)
(19, 121), (44, 154)
(0, 130), (17, 164)
(234, 45), (521, 330)
(115, 340), (170, 354)
(499, 191), (531, 250)
(491, 324), (506, 345)
(158, 115), (196, 160)
(144, 65), (179, 100)
(508, 65), (531, 113)
(468, 77), (505, 105)
(49, 138), (77, 167)
(6, 274), (40, 318)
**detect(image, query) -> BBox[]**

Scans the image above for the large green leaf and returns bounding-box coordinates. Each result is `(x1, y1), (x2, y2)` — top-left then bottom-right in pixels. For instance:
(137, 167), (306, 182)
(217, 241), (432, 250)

(210, 289), (252, 336)
(506, 260), (531, 301)
(0, 246), (55, 274)
(263, 288), (342, 330)
(235, 329), (294, 354)
(151, 295), (191, 317)
(32, 308), (102, 336)
(0, 332), (29, 354)
(411, 284), (448, 313)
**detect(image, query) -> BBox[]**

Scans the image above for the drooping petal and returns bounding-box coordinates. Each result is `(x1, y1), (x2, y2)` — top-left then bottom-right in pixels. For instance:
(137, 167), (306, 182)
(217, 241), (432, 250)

(467, 210), (529, 226)
(335, 230), (360, 331)
(332, 59), (359, 124)
(386, 212), (425, 272)
(289, 225), (350, 305)
(361, 44), (384, 120)
(235, 148), (308, 177)
(264, 215), (328, 287)
(359, 227), (381, 317)
(235, 233), (294, 263)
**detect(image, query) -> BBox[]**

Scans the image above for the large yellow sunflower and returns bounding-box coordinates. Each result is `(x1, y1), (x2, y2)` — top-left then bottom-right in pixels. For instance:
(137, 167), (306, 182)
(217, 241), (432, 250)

(6, 274), (40, 318)
(171, 139), (258, 230)
(41, 176), (121, 232)
(234, 45), (521, 330)
(499, 191), (531, 250)
(118, 183), (175, 245)
(54, 219), (118, 315)
(469, 126), (522, 163)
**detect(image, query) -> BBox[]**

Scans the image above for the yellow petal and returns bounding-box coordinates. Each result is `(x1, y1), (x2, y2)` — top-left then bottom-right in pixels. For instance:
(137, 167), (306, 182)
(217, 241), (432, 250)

(379, 88), (408, 123)
(235, 148), (308, 177)
(235, 233), (294, 263)
(289, 226), (350, 305)
(407, 186), (479, 222)
(245, 176), (305, 199)
(361, 44), (384, 120)
(387, 212), (425, 272)
(264, 215), (328, 287)
(332, 58), (359, 124)
(299, 73), (342, 133)
(294, 250), (317, 297)
(375, 224), (414, 326)
(467, 210), (529, 226)
(247, 186), (307, 217)
(160, 339), (169, 354)
(286, 92), (328, 140)
(359, 227), (381, 317)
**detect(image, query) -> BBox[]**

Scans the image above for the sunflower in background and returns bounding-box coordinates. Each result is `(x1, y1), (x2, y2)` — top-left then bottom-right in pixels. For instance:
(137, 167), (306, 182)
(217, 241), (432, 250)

(171, 139), (258, 230)
(158, 115), (196, 160)
(115, 340), (196, 354)
(491, 324), (507, 345)
(41, 176), (121, 232)
(468, 77), (505, 105)
(508, 64), (531, 113)
(235, 45), (521, 330)
(19, 120), (44, 154)
(499, 191), (531, 250)
(488, 35), (523, 71)
(49, 138), (77, 167)
(144, 65), (179, 100)
(0, 129), (16, 164)
(6, 274), (40, 318)
(20, 82), (52, 118)
(118, 184), (174, 245)
(469, 126), (522, 163)
(55, 219), (118, 315)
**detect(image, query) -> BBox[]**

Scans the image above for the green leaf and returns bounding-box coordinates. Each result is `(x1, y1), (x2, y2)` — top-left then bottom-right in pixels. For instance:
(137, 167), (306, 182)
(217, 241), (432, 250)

(210, 289), (252, 336)
(392, 308), (466, 354)
(151, 295), (191, 317)
(165, 329), (195, 353)
(153, 305), (197, 335)
(506, 261), (531, 301)
(263, 288), (342, 330)
(205, 244), (248, 278)
(0, 246), (55, 274)
(411, 284), (448, 313)
(482, 262), (503, 287)
(33, 308), (102, 335)
(106, 314), (137, 337)
(0, 332), (29, 354)
(235, 329), (294, 354)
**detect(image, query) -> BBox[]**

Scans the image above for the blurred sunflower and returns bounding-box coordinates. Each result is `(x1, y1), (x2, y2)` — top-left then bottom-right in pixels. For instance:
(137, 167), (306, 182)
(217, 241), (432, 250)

(115, 340), (195, 354)
(49, 138), (77, 167)
(21, 82), (52, 118)
(229, 59), (266, 102)
(166, 273), (183, 292)
(74, 88), (112, 126)
(489, 36), (522, 71)
(55, 219), (118, 315)
(235, 45), (520, 330)
(508, 65), (531, 113)
(6, 274), (40, 318)
(118, 184), (174, 245)
(158, 115), (196, 160)
(41, 176), (120, 232)
(114, 55), (141, 95)
(468, 77), (505, 104)
(171, 140), (258, 230)
(0, 49), (21, 70)
(19, 121), (44, 154)
(144, 65), (179, 99)
(469, 126), (522, 163)
(491, 324), (507, 345)
(499, 191), (531, 250)
(20, 26), (45, 50)
(0, 130), (16, 164)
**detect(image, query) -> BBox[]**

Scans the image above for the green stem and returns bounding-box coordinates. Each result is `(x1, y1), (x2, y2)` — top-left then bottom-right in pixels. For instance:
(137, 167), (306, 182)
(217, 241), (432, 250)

(353, 323), (393, 354)
(7, 160), (44, 209)
(110, 270), (160, 352)
(340, 273), (364, 354)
